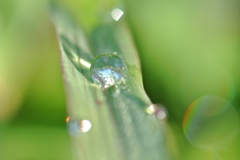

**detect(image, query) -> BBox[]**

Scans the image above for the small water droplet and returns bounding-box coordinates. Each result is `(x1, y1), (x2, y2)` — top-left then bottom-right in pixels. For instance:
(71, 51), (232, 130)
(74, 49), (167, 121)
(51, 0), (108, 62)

(111, 8), (124, 21)
(146, 104), (168, 120)
(66, 117), (92, 136)
(90, 54), (127, 89)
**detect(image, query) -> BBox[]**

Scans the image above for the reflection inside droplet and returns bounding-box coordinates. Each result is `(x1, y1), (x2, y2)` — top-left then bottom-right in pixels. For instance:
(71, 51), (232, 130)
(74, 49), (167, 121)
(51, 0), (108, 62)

(183, 95), (238, 150)
(66, 117), (92, 136)
(146, 104), (168, 120)
(90, 54), (126, 89)
(111, 8), (124, 21)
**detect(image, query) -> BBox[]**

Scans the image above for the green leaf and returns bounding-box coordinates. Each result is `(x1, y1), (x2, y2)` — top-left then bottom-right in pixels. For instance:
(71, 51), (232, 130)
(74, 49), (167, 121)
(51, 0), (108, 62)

(51, 2), (172, 160)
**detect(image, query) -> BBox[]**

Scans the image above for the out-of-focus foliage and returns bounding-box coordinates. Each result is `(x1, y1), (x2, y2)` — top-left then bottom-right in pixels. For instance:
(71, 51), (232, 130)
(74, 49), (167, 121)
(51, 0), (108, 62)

(124, 0), (240, 159)
(0, 0), (71, 159)
(0, 0), (239, 159)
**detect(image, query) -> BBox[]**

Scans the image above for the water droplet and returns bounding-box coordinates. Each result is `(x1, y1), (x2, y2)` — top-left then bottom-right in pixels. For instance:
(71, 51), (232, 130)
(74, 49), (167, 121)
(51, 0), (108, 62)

(90, 54), (127, 89)
(183, 95), (238, 150)
(146, 104), (168, 120)
(66, 117), (92, 136)
(111, 8), (124, 21)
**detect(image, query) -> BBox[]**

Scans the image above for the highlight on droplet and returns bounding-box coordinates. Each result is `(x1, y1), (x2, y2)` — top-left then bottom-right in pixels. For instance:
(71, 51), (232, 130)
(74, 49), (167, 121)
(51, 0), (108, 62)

(146, 104), (168, 120)
(111, 8), (124, 21)
(183, 95), (238, 150)
(80, 120), (92, 133)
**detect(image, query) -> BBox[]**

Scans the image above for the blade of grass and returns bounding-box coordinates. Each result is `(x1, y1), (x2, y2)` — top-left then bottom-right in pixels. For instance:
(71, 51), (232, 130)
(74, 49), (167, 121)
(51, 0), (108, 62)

(51, 2), (172, 160)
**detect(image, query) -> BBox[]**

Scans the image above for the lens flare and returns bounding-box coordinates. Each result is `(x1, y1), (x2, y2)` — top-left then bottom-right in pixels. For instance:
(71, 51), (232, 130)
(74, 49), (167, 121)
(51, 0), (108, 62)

(183, 95), (238, 150)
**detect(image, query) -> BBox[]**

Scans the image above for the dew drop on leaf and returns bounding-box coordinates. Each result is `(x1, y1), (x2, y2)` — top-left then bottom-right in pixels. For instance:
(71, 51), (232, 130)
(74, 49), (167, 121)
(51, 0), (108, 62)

(90, 54), (127, 89)
(146, 104), (168, 120)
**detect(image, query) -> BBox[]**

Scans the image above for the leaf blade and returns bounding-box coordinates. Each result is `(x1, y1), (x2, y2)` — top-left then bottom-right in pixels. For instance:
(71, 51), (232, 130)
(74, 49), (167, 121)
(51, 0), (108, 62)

(51, 3), (172, 160)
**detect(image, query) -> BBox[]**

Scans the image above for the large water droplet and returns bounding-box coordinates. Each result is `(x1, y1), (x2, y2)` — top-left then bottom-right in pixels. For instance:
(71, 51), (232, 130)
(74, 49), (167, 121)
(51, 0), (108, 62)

(66, 117), (92, 136)
(183, 95), (238, 150)
(146, 104), (168, 120)
(90, 54), (127, 89)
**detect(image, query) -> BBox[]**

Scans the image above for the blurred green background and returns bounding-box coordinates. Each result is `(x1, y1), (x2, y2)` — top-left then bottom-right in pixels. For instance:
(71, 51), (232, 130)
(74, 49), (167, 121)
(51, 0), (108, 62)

(0, 0), (239, 159)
